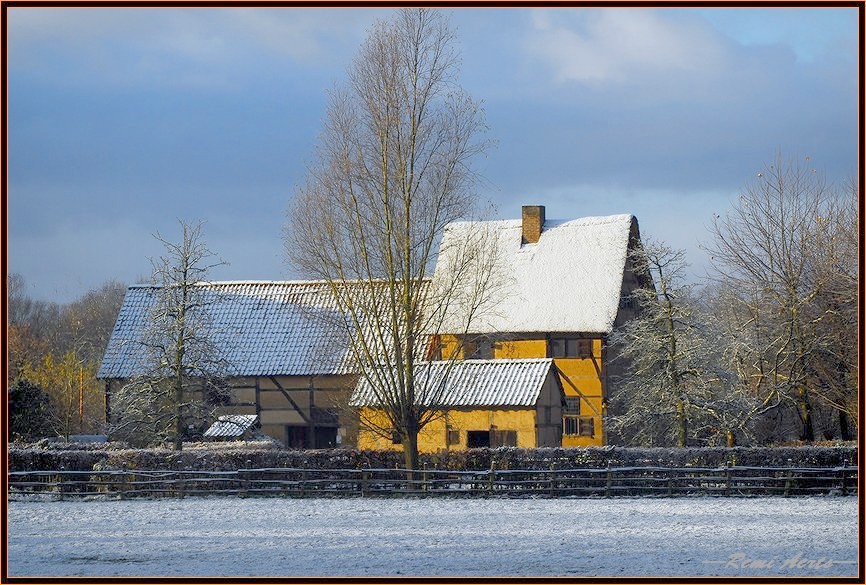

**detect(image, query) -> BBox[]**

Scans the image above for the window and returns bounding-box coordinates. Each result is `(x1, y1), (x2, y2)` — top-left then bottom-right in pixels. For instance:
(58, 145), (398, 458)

(578, 417), (594, 437)
(574, 339), (592, 358)
(564, 397), (581, 415)
(446, 427), (461, 446)
(563, 415), (595, 437)
(465, 337), (493, 359)
(551, 337), (593, 358)
(491, 430), (517, 447)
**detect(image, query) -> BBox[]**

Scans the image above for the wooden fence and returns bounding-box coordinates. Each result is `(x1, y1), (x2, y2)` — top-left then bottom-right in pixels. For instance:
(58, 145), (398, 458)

(7, 465), (857, 499)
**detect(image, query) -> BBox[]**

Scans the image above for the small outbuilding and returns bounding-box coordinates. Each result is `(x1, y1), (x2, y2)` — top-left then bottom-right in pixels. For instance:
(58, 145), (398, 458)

(203, 415), (260, 441)
(352, 358), (564, 451)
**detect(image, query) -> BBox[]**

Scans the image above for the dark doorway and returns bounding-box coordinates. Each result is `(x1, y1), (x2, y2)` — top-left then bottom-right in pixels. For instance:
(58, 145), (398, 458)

(286, 425), (339, 449)
(285, 425), (308, 449)
(467, 430), (491, 448)
(315, 427), (338, 448)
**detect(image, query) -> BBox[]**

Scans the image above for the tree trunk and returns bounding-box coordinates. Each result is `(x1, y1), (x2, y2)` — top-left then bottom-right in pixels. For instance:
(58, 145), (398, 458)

(838, 410), (851, 441)
(402, 430), (419, 487)
(174, 378), (184, 451)
(798, 387), (814, 442)
(675, 398), (687, 448)
(726, 429), (736, 447)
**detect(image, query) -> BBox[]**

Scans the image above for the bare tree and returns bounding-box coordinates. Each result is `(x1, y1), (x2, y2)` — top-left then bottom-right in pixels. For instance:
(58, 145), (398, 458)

(689, 283), (786, 446)
(608, 240), (784, 448)
(110, 221), (231, 450)
(608, 239), (711, 447)
(803, 178), (858, 438)
(285, 9), (496, 471)
(59, 280), (127, 365)
(706, 154), (856, 442)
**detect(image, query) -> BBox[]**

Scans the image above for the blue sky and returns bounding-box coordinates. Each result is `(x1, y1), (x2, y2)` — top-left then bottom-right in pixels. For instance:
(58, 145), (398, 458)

(7, 7), (860, 303)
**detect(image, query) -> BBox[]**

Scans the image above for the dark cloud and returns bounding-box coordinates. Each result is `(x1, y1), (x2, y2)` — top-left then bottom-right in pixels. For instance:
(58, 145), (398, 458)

(7, 7), (859, 302)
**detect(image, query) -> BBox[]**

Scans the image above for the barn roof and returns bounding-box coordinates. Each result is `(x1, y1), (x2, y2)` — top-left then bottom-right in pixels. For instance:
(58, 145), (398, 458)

(433, 214), (637, 335)
(97, 281), (354, 379)
(351, 358), (558, 408)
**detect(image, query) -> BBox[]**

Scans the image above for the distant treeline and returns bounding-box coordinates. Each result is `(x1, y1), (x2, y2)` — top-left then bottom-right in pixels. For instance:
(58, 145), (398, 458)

(7, 275), (127, 441)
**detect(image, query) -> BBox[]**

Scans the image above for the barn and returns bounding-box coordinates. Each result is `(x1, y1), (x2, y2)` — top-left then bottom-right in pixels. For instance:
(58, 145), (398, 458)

(97, 281), (357, 448)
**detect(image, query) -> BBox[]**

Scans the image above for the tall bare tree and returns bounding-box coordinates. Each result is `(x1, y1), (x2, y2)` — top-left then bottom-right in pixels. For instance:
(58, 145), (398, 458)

(706, 154), (856, 442)
(803, 179), (858, 438)
(608, 239), (711, 447)
(110, 221), (231, 450)
(285, 9), (496, 470)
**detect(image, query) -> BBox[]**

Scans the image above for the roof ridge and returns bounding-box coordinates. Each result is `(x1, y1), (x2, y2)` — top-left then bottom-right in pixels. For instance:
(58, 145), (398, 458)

(445, 213), (633, 227)
(128, 278), (434, 289)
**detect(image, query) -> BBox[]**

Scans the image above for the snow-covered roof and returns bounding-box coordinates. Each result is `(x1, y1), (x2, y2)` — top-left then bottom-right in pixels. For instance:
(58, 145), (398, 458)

(97, 281), (354, 379)
(351, 358), (558, 408)
(433, 214), (637, 335)
(203, 415), (258, 438)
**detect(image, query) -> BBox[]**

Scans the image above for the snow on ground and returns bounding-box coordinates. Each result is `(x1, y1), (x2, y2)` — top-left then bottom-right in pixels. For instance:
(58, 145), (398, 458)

(7, 496), (857, 577)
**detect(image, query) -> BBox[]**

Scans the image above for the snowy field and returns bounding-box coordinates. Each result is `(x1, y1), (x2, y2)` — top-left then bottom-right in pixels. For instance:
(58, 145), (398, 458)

(7, 496), (858, 577)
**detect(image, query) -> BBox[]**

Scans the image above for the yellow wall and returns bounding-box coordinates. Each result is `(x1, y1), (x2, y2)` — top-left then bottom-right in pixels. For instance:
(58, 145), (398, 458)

(555, 338), (605, 447)
(494, 339), (547, 359)
(432, 335), (606, 447)
(439, 335), (463, 360)
(440, 336), (549, 361)
(357, 407), (538, 452)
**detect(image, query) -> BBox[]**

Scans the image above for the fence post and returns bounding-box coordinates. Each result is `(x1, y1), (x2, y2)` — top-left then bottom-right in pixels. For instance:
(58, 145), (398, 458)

(243, 459), (252, 498)
(783, 459), (793, 497)
(488, 461), (495, 495)
(605, 463), (612, 498)
(56, 466), (65, 500)
(725, 462), (732, 497)
(118, 467), (127, 500)
(549, 464), (556, 497)
(667, 469), (673, 497)
(840, 459), (849, 496)
(361, 470), (369, 497)
(178, 470), (185, 499)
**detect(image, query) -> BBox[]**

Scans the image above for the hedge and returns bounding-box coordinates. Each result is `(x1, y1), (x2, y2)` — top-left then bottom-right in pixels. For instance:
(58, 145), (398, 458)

(7, 442), (857, 473)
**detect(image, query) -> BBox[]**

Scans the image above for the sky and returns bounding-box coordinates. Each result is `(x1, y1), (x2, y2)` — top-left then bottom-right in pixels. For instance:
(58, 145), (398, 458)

(6, 6), (860, 304)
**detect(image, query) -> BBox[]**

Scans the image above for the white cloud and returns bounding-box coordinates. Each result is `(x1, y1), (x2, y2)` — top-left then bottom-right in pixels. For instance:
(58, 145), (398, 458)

(526, 9), (731, 85)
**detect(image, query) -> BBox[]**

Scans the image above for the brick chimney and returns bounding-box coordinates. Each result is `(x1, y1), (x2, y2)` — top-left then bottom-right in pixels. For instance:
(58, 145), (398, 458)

(521, 205), (545, 244)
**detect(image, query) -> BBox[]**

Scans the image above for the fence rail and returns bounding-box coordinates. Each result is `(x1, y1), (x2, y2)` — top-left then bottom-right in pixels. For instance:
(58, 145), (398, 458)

(8, 465), (857, 499)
